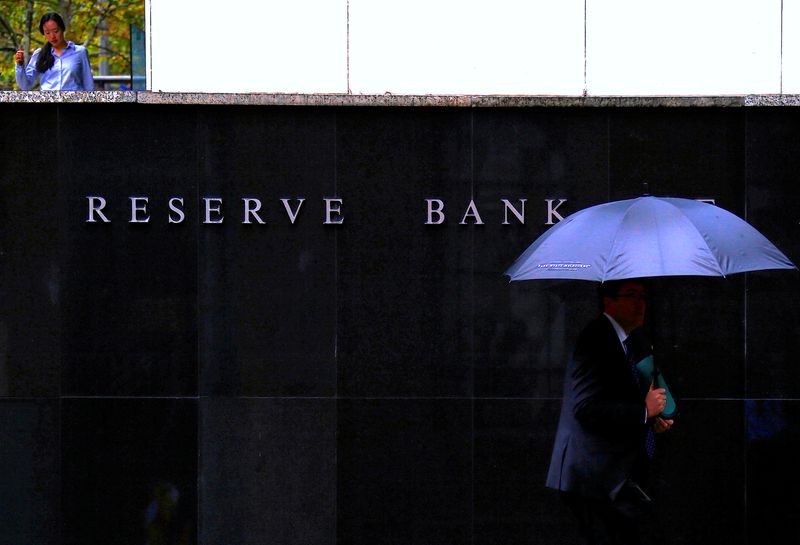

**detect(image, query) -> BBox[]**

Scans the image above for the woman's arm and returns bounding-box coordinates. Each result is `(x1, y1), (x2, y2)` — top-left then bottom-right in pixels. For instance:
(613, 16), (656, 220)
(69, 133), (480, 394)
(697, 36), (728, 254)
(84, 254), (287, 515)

(80, 47), (94, 91)
(15, 49), (40, 91)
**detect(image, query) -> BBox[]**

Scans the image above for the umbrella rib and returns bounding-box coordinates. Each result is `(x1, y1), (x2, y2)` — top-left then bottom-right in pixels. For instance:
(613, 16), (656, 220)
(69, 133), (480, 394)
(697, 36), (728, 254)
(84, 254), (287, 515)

(601, 202), (633, 282)
(671, 203), (726, 277)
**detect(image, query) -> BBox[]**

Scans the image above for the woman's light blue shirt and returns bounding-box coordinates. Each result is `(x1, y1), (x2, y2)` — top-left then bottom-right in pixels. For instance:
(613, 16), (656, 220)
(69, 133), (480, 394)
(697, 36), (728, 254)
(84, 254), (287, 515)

(15, 41), (94, 91)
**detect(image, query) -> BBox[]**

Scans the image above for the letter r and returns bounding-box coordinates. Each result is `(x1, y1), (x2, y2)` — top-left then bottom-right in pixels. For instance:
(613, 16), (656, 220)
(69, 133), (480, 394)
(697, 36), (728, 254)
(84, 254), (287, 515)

(87, 196), (111, 223)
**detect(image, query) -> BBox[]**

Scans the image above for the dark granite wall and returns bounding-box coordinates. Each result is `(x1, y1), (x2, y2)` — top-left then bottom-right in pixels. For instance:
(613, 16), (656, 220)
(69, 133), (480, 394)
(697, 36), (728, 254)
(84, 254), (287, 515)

(1, 104), (798, 544)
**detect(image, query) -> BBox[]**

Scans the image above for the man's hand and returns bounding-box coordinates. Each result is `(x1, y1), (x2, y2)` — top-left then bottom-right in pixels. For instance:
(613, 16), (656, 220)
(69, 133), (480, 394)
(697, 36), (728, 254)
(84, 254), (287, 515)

(645, 381), (666, 418)
(15, 50), (25, 66)
(653, 417), (673, 433)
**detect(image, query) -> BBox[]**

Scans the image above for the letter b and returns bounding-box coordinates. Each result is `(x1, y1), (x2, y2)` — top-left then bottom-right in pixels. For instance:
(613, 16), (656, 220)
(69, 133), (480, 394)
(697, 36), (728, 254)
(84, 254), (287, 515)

(425, 199), (445, 225)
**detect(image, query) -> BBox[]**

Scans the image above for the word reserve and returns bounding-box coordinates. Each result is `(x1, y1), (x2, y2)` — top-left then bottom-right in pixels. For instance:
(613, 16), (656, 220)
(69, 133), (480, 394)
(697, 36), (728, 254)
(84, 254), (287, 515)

(85, 196), (345, 225)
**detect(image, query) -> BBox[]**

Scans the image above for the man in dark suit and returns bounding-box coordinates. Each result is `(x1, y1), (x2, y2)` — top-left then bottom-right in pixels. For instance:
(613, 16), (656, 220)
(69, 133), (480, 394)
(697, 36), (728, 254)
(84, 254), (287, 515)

(546, 279), (673, 545)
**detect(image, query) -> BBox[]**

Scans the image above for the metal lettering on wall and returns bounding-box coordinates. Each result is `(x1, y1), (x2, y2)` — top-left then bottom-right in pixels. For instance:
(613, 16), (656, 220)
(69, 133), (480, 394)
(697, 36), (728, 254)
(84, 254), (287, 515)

(85, 196), (719, 226)
(85, 196), (345, 225)
(424, 198), (569, 225)
(85, 196), (580, 226)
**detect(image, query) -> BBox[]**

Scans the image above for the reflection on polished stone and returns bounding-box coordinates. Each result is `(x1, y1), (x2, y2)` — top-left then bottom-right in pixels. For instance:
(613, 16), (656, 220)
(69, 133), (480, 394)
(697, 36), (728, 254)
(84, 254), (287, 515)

(201, 398), (336, 544)
(0, 401), (59, 545)
(61, 399), (197, 545)
(338, 399), (472, 545)
(746, 400), (800, 543)
(474, 399), (581, 545)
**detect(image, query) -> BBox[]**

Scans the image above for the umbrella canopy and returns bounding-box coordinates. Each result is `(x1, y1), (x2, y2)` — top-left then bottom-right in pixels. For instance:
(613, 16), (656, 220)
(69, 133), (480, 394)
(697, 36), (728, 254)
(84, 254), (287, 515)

(506, 196), (796, 282)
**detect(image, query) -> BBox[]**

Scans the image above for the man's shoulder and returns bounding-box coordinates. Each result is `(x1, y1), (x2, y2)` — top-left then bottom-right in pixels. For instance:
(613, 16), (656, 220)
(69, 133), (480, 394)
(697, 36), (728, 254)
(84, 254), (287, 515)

(580, 314), (614, 335)
(576, 315), (617, 348)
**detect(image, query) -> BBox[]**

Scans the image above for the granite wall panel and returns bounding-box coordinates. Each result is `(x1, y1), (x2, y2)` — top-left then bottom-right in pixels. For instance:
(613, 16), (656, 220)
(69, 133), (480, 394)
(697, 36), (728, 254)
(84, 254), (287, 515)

(200, 397), (336, 544)
(0, 104), (61, 397)
(336, 108), (473, 398)
(196, 107), (337, 397)
(471, 108), (608, 399)
(58, 105), (198, 396)
(337, 399), (473, 545)
(0, 103), (797, 544)
(744, 109), (800, 399)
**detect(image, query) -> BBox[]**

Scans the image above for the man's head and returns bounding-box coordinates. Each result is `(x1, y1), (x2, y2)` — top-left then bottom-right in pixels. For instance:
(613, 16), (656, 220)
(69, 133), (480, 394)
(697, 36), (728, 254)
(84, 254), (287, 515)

(599, 279), (646, 333)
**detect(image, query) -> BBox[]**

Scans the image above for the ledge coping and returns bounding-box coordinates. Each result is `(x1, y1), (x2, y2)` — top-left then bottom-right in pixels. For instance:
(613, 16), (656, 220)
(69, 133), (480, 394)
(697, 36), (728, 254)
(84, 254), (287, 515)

(3, 90), (800, 107)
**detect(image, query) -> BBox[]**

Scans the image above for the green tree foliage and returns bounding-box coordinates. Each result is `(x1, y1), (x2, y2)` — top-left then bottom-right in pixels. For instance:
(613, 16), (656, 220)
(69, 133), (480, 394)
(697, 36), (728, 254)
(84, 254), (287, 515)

(0, 0), (144, 90)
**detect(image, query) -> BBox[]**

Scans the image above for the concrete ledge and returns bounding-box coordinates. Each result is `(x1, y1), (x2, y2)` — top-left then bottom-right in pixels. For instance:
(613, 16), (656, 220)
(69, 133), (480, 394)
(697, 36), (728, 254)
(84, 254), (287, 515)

(135, 92), (475, 107)
(1, 90), (799, 107)
(1, 90), (137, 103)
(468, 95), (744, 107)
(744, 95), (800, 106)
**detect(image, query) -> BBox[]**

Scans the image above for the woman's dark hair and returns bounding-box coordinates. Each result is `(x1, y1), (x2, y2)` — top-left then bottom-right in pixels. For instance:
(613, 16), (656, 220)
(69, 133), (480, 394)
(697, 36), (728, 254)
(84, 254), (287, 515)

(35, 12), (66, 73)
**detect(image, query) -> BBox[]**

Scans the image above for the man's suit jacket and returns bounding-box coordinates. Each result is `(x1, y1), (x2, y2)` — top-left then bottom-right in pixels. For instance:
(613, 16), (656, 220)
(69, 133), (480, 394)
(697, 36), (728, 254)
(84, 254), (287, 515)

(546, 315), (650, 501)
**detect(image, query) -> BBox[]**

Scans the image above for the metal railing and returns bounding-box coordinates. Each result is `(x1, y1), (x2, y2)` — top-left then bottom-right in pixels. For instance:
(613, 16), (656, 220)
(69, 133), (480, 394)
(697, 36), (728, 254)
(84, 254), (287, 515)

(94, 75), (132, 90)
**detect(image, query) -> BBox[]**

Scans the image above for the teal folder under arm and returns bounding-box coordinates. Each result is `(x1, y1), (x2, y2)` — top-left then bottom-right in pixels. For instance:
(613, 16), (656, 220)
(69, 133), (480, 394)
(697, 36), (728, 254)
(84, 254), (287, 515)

(636, 355), (677, 419)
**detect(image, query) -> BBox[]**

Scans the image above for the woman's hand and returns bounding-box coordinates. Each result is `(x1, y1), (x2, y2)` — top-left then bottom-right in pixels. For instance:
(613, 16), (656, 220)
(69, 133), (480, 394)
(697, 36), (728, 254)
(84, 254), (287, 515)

(15, 50), (25, 66)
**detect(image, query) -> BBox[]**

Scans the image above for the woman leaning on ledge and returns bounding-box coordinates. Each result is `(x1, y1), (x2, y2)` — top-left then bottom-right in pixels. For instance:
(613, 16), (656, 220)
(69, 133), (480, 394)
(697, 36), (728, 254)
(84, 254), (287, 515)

(14, 12), (94, 91)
